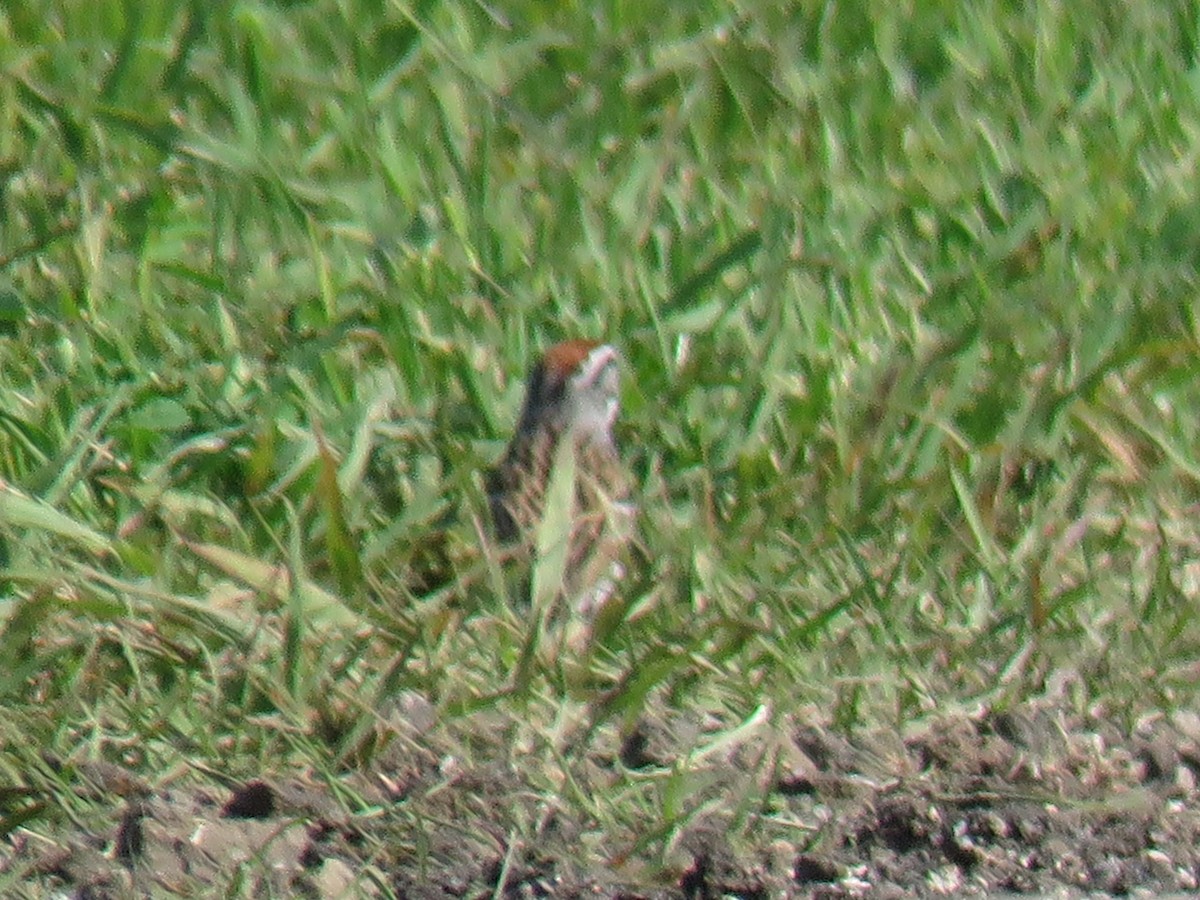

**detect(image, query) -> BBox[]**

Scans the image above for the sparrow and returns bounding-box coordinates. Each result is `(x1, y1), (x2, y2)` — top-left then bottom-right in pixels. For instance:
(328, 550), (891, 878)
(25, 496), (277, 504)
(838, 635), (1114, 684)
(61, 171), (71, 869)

(486, 340), (633, 623)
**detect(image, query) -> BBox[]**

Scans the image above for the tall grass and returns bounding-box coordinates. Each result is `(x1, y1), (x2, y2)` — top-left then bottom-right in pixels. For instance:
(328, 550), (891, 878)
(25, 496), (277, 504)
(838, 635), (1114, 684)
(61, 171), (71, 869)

(1, 0), (1199, 881)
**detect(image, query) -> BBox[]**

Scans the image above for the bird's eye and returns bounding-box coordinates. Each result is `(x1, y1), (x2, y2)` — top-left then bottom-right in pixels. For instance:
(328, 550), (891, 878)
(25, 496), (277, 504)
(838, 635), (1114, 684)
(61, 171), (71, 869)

(575, 361), (618, 399)
(575, 346), (619, 391)
(597, 362), (618, 393)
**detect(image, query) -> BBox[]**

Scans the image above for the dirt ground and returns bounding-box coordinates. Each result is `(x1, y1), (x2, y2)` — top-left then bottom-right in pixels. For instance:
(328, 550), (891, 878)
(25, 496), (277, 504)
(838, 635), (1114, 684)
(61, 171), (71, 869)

(6, 696), (1200, 898)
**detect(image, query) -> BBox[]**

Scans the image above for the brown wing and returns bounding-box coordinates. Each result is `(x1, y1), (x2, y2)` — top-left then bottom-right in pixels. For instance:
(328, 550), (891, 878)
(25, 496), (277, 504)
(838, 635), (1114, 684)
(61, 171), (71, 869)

(487, 424), (558, 547)
(488, 427), (631, 615)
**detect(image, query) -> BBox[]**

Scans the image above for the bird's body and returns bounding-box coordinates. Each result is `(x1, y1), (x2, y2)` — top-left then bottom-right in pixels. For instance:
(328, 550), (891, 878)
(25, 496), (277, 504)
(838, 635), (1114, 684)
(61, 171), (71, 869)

(487, 340), (632, 621)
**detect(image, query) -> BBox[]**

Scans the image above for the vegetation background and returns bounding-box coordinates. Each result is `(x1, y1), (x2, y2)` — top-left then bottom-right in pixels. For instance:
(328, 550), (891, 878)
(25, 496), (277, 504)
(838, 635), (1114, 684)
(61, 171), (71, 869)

(1, 0), (1199, 893)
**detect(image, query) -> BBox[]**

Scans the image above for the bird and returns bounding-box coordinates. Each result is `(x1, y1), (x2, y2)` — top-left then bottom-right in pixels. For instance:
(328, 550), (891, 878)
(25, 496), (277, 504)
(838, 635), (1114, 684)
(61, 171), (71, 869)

(486, 340), (633, 627)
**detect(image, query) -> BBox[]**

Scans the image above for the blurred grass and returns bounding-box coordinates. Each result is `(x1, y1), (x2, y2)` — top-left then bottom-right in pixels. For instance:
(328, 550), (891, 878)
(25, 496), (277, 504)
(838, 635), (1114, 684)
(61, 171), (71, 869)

(2, 0), (1200, 886)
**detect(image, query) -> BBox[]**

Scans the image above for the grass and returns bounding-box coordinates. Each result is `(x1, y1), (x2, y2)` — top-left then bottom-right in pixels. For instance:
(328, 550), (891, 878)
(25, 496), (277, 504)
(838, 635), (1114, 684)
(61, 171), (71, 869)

(2, 0), (1200, 893)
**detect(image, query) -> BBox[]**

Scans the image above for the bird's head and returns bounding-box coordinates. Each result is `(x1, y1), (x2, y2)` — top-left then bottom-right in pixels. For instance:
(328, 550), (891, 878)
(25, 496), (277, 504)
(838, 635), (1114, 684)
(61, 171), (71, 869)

(514, 340), (620, 449)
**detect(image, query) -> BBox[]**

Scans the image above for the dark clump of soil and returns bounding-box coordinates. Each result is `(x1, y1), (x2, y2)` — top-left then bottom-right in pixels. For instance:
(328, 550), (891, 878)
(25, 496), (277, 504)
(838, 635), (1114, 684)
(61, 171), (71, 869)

(6, 700), (1200, 897)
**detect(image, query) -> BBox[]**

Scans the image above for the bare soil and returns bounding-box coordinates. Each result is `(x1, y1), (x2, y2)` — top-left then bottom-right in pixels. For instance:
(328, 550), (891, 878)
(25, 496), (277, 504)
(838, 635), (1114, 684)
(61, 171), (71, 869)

(6, 698), (1200, 898)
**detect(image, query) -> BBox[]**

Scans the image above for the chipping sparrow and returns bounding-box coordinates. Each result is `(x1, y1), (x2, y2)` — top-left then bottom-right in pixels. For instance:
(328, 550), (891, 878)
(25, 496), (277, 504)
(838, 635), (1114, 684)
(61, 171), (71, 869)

(486, 340), (633, 621)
